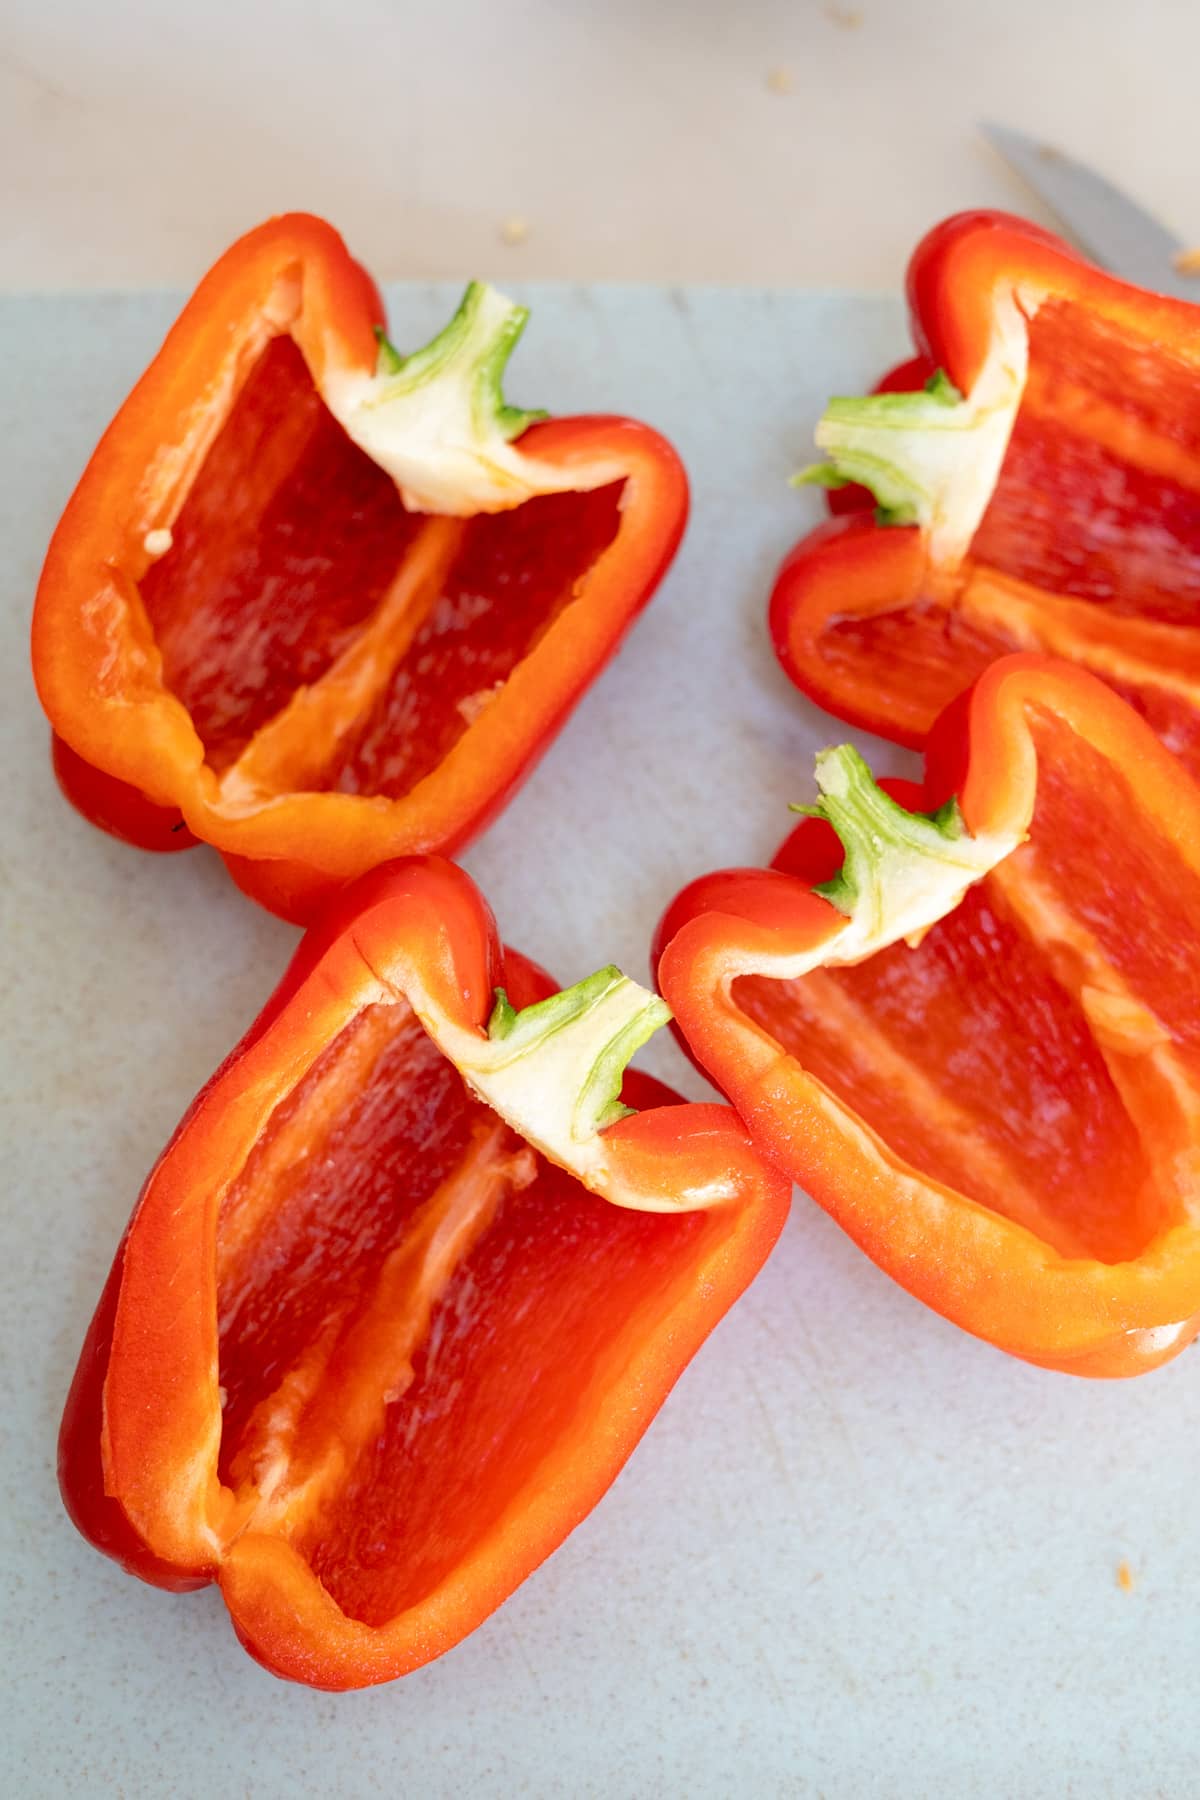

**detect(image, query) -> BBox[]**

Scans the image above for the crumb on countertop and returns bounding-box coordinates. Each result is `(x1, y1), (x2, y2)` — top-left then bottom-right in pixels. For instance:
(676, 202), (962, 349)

(825, 4), (864, 28)
(1116, 1559), (1135, 1592)
(499, 215), (530, 247)
(765, 66), (794, 95)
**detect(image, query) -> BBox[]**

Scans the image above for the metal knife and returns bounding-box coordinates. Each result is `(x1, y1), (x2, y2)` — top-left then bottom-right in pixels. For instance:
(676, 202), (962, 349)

(980, 121), (1199, 301)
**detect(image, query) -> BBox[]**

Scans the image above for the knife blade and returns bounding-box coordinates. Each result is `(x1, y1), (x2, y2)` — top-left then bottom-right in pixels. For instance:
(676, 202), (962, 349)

(980, 121), (1199, 302)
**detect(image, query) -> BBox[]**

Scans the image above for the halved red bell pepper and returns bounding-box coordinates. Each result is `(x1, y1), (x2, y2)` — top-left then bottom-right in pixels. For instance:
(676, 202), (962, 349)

(60, 856), (788, 1690)
(33, 214), (687, 922)
(776, 210), (1200, 770)
(657, 654), (1200, 1378)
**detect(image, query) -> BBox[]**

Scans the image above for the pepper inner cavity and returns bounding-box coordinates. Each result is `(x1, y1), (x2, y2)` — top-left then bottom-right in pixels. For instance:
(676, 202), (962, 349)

(139, 333), (625, 798)
(210, 986), (715, 1625)
(213, 995), (535, 1529)
(228, 1118), (536, 1532)
(735, 715), (1199, 1263)
(968, 299), (1200, 623)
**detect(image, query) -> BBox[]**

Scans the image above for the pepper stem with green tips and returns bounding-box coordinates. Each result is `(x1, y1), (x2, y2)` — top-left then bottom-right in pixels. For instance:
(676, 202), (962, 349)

(793, 293), (1029, 568)
(372, 282), (547, 443)
(423, 964), (672, 1195)
(794, 371), (968, 527)
(486, 966), (671, 1138)
(327, 282), (613, 516)
(793, 744), (1021, 956)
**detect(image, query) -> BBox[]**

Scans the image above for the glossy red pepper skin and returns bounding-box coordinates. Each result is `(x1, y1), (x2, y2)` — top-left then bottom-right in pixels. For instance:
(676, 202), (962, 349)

(657, 655), (1200, 1378)
(33, 215), (688, 923)
(59, 857), (789, 1689)
(773, 211), (1200, 771)
(50, 734), (198, 852)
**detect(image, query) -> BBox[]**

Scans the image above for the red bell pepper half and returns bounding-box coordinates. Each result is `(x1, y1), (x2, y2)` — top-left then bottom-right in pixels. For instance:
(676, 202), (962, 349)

(33, 215), (687, 922)
(775, 210), (1200, 770)
(60, 858), (788, 1690)
(657, 655), (1200, 1378)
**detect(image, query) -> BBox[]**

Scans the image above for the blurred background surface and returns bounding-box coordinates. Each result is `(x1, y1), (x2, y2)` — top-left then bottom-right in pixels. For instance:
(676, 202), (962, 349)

(3, 0), (1195, 291)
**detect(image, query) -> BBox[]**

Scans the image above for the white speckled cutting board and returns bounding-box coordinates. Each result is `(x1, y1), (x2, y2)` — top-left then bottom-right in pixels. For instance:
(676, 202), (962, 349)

(3, 287), (1197, 1797)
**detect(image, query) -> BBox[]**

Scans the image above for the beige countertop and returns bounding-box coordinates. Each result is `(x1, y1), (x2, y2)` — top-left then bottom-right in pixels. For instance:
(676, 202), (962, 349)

(3, 0), (1195, 290)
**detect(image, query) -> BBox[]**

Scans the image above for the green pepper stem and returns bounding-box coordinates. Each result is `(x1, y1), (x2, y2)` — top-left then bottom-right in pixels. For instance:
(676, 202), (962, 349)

(794, 743), (1009, 946)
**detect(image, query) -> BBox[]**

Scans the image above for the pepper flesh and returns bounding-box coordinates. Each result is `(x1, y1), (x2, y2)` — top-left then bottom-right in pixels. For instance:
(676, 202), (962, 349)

(33, 215), (687, 923)
(59, 858), (789, 1689)
(773, 211), (1200, 771)
(657, 656), (1200, 1377)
